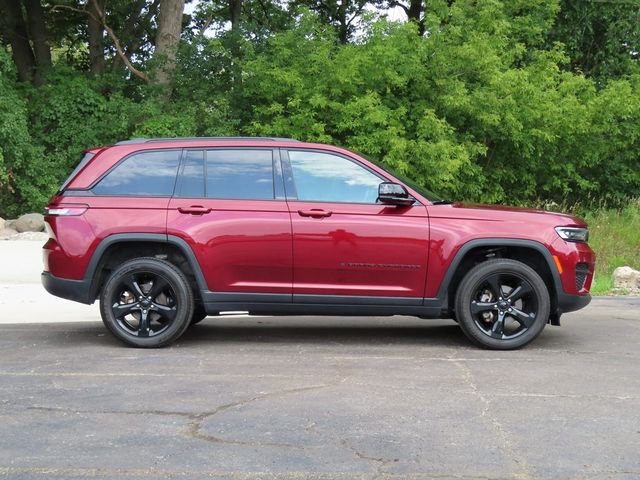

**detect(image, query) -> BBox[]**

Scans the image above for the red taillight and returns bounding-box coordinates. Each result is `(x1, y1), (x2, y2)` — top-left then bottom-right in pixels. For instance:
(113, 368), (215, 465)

(45, 204), (88, 216)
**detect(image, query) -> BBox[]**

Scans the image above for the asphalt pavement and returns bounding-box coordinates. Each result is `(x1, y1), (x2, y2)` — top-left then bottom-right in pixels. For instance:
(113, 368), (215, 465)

(1, 241), (639, 479)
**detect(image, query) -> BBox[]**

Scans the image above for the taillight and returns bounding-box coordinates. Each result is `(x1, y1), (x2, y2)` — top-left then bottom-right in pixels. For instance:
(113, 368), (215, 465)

(45, 204), (88, 216)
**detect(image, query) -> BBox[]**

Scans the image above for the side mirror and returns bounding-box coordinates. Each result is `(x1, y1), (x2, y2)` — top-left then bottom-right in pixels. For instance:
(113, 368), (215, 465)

(378, 182), (415, 206)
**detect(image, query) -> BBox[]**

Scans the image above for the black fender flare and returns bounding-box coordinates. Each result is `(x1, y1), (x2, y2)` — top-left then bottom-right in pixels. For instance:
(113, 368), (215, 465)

(85, 233), (209, 301)
(434, 238), (562, 306)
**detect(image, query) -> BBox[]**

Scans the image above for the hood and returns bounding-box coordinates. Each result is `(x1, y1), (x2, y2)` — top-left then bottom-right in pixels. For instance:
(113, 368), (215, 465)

(430, 202), (587, 227)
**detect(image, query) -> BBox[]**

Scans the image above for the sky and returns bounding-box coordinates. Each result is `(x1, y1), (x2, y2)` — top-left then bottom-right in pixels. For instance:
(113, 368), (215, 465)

(183, 0), (408, 31)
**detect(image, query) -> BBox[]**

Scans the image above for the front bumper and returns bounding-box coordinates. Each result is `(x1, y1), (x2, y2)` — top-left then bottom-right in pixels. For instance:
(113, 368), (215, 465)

(41, 271), (93, 304)
(550, 237), (596, 296)
(556, 291), (591, 314)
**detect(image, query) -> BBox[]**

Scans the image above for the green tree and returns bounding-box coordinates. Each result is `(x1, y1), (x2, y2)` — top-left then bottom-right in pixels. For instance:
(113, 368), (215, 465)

(548, 0), (640, 83)
(1, 0), (639, 217)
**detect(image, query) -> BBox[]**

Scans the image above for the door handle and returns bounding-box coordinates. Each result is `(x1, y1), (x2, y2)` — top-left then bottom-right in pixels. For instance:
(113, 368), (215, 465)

(298, 209), (332, 218)
(178, 206), (212, 215)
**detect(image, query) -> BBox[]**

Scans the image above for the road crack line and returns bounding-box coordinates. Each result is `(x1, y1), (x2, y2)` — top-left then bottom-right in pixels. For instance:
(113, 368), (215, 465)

(183, 383), (331, 449)
(449, 352), (533, 480)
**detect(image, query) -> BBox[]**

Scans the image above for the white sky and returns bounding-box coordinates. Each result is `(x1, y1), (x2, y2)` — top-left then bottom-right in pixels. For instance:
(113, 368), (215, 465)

(184, 0), (407, 29)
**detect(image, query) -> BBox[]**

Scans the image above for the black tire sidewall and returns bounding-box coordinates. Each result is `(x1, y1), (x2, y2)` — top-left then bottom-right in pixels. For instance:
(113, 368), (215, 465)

(455, 259), (551, 350)
(100, 258), (194, 348)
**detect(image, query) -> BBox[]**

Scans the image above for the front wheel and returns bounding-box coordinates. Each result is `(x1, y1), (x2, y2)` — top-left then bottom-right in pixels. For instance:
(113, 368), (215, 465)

(454, 259), (550, 350)
(99, 257), (194, 348)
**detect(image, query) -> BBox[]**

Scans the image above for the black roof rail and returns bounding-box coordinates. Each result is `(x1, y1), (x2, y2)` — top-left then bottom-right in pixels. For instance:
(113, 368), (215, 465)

(115, 136), (299, 145)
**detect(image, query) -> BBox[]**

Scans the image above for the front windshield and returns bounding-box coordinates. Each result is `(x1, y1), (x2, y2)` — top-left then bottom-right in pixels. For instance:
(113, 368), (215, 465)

(363, 155), (447, 203)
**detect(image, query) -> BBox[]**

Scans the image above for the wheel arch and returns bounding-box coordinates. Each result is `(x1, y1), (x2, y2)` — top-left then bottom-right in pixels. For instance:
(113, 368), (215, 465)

(86, 234), (208, 302)
(437, 239), (561, 320)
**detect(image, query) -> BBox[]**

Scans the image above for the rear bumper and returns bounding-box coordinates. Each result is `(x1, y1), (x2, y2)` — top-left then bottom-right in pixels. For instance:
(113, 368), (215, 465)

(41, 271), (93, 304)
(557, 292), (591, 314)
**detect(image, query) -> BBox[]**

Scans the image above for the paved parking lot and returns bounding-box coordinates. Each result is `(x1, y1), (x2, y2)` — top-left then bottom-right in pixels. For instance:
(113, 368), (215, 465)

(1, 294), (639, 480)
(1, 241), (639, 479)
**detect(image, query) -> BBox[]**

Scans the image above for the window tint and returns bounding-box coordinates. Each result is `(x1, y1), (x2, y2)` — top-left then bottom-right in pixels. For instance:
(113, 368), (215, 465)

(206, 149), (274, 200)
(288, 151), (382, 203)
(93, 150), (180, 196)
(177, 150), (205, 198)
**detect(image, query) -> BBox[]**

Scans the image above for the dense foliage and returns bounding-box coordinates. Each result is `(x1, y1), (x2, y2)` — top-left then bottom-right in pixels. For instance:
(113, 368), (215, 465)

(0, 0), (639, 217)
(585, 199), (640, 294)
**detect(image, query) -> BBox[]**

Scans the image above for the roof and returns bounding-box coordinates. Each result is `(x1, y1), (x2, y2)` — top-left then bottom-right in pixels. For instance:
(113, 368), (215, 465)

(115, 137), (300, 145)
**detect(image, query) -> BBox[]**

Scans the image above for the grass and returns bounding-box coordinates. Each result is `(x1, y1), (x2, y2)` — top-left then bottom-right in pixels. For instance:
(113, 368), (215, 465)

(582, 200), (640, 295)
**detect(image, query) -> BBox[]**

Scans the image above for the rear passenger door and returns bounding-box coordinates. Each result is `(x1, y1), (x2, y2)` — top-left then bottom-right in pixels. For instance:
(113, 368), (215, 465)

(167, 148), (292, 298)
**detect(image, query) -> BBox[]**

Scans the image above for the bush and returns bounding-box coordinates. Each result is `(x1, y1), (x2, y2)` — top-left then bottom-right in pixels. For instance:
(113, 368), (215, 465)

(584, 200), (640, 294)
(27, 69), (136, 193)
(0, 50), (45, 218)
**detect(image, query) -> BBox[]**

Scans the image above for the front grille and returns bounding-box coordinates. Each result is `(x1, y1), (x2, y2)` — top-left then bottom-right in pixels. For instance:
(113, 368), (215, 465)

(575, 263), (589, 291)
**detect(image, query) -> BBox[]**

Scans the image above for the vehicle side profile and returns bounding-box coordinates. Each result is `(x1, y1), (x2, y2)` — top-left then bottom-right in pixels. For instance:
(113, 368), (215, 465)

(42, 137), (595, 349)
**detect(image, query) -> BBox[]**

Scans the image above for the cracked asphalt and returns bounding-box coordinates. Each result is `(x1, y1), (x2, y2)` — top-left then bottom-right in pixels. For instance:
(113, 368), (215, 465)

(1, 295), (639, 480)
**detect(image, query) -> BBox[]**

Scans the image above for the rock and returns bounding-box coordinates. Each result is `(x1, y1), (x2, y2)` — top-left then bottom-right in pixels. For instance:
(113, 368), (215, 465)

(0, 217), (4, 230)
(612, 266), (640, 295)
(11, 231), (49, 241)
(0, 228), (19, 239)
(13, 213), (45, 233)
(5, 219), (17, 230)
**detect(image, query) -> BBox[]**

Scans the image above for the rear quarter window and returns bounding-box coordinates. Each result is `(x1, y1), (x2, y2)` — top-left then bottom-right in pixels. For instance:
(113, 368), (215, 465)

(58, 151), (95, 193)
(92, 150), (181, 196)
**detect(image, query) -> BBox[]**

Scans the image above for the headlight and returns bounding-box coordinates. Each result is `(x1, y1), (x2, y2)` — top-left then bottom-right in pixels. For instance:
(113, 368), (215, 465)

(555, 226), (589, 243)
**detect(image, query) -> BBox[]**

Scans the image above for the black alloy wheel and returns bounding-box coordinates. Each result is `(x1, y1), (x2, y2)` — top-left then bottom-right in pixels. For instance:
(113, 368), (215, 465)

(455, 259), (550, 349)
(100, 257), (194, 347)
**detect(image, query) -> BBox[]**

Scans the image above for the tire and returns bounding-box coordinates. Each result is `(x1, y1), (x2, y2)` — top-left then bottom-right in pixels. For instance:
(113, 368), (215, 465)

(190, 304), (208, 325)
(454, 259), (550, 350)
(99, 257), (194, 348)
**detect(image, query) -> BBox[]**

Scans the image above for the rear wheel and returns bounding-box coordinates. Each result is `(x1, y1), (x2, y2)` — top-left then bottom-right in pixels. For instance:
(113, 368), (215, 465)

(454, 259), (550, 350)
(99, 257), (194, 348)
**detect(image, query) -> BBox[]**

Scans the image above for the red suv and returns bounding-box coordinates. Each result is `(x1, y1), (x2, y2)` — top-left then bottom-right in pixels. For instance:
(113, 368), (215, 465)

(42, 137), (595, 349)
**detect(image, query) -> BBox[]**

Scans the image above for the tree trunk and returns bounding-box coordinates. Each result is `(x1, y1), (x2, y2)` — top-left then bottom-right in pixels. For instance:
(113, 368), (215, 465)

(23, 0), (51, 70)
(227, 0), (243, 95)
(230, 0), (242, 33)
(154, 0), (185, 86)
(0, 0), (39, 84)
(408, 0), (424, 35)
(337, 0), (348, 44)
(87, 0), (105, 74)
(407, 0), (421, 19)
(338, 19), (348, 44)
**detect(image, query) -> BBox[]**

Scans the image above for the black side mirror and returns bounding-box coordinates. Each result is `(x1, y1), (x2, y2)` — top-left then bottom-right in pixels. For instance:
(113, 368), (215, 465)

(378, 182), (415, 206)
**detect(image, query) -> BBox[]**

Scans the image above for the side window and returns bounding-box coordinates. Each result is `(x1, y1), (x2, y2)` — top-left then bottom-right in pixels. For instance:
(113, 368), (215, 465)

(206, 149), (274, 200)
(288, 150), (382, 203)
(176, 150), (205, 198)
(93, 150), (180, 196)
